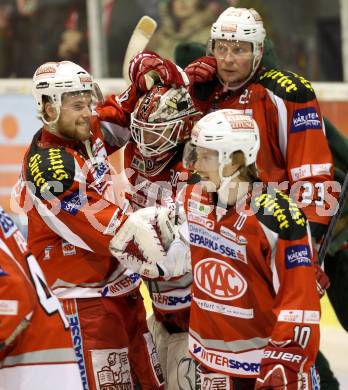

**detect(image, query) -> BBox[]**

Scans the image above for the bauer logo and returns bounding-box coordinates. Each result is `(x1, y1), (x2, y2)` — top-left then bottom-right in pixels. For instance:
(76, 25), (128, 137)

(291, 107), (321, 132)
(194, 258), (247, 300)
(285, 245), (311, 269)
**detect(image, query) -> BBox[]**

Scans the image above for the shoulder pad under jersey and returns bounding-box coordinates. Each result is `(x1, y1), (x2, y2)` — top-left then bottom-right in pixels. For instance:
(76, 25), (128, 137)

(26, 144), (75, 200)
(257, 68), (316, 103)
(251, 188), (307, 240)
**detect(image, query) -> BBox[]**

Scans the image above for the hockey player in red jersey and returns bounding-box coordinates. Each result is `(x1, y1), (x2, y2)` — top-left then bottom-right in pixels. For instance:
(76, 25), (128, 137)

(16, 61), (165, 389)
(127, 84), (201, 387)
(100, 82), (203, 387)
(128, 7), (335, 244)
(177, 109), (321, 389)
(0, 206), (83, 389)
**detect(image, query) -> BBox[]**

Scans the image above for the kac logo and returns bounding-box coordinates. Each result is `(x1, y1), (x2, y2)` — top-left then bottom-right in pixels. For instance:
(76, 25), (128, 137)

(194, 258), (247, 300)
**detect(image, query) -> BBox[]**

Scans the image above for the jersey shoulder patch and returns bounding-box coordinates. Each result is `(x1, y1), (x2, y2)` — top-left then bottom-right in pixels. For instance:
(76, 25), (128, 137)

(257, 68), (316, 103)
(252, 189), (307, 240)
(26, 143), (75, 200)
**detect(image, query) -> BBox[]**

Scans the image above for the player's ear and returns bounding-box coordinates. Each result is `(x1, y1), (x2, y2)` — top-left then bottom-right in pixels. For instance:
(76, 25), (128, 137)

(45, 102), (57, 120)
(222, 151), (245, 177)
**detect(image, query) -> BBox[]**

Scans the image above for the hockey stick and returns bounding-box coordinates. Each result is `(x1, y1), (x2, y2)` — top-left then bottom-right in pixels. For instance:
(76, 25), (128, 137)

(122, 16), (158, 84)
(318, 171), (348, 265)
(112, 16), (157, 201)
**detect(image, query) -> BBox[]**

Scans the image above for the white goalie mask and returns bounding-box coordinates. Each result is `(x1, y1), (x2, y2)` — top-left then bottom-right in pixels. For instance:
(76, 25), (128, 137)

(32, 61), (103, 124)
(130, 84), (202, 157)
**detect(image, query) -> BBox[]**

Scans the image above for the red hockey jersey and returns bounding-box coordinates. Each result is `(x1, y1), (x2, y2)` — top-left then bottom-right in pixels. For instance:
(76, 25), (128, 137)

(190, 68), (335, 237)
(183, 184), (320, 378)
(97, 87), (194, 329)
(0, 207), (82, 389)
(16, 118), (141, 299)
(124, 143), (192, 329)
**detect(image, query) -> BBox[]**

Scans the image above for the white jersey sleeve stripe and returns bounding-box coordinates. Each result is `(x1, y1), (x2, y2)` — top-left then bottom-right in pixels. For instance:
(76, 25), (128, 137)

(266, 89), (288, 159)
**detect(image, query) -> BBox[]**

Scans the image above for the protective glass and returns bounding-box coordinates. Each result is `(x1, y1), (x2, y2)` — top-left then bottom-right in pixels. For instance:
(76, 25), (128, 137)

(60, 83), (104, 112)
(183, 142), (219, 171)
(60, 92), (92, 112)
(213, 40), (253, 60)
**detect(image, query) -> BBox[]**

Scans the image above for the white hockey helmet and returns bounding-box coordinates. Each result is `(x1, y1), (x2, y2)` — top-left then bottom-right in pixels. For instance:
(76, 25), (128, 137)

(32, 61), (102, 123)
(210, 7), (266, 90)
(211, 7), (265, 58)
(130, 84), (202, 157)
(185, 109), (260, 166)
(183, 109), (260, 202)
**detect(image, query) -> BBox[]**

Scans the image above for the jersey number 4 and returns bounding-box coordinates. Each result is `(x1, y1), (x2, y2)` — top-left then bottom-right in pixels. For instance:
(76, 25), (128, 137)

(26, 254), (69, 329)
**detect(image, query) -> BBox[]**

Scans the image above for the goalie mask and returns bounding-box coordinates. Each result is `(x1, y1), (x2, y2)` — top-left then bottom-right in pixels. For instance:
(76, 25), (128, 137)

(130, 84), (202, 157)
(32, 61), (103, 124)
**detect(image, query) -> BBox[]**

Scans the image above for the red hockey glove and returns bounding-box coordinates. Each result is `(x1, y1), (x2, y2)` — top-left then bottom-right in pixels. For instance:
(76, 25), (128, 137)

(184, 56), (217, 84)
(314, 262), (330, 297)
(129, 50), (187, 92)
(255, 342), (308, 390)
(311, 240), (330, 297)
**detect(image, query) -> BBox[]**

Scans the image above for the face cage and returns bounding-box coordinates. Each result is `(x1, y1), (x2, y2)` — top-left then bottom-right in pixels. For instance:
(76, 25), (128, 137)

(130, 114), (186, 157)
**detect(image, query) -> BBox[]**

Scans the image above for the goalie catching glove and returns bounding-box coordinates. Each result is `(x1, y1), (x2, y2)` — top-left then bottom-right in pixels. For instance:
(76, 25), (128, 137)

(109, 206), (189, 279)
(129, 50), (188, 92)
(255, 341), (318, 390)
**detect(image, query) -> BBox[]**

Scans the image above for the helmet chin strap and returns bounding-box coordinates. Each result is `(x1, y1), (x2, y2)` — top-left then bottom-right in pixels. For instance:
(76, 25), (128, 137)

(217, 164), (240, 206)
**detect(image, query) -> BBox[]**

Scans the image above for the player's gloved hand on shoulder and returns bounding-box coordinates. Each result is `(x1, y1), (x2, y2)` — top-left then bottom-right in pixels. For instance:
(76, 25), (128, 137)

(129, 50), (188, 92)
(184, 56), (217, 84)
(255, 341), (309, 389)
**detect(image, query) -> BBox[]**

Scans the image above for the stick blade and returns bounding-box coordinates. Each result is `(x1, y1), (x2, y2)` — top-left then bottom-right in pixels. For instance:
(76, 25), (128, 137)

(136, 16), (157, 39)
(122, 16), (158, 83)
